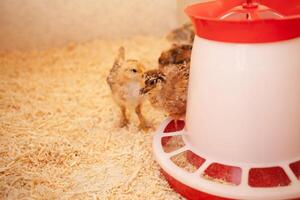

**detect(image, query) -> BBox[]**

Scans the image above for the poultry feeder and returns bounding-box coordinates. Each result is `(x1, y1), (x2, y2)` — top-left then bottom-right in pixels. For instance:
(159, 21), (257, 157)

(153, 0), (300, 199)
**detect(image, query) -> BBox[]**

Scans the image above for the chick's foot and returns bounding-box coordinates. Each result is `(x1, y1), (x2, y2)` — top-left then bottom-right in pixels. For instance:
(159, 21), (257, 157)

(138, 121), (154, 132)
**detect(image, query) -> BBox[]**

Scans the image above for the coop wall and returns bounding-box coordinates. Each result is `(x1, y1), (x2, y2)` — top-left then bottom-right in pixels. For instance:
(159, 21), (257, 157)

(0, 0), (210, 51)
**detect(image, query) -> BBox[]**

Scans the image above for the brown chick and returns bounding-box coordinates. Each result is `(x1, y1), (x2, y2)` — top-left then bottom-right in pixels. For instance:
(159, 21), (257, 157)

(141, 63), (189, 126)
(162, 63), (189, 121)
(166, 23), (195, 45)
(158, 44), (192, 75)
(107, 47), (150, 131)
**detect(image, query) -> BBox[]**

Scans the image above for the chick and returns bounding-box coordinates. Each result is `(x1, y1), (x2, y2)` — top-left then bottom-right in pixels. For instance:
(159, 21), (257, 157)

(158, 44), (192, 75)
(166, 23), (195, 45)
(107, 47), (150, 131)
(162, 63), (189, 120)
(141, 63), (189, 126)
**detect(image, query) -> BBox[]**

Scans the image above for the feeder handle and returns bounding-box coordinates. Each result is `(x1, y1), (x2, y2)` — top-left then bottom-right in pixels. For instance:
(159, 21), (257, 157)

(244, 0), (257, 8)
(246, 0), (252, 4)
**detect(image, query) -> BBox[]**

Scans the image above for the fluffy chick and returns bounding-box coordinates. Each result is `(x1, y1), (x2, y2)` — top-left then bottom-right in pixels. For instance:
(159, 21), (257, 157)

(162, 63), (189, 120)
(141, 63), (189, 125)
(158, 44), (192, 75)
(107, 47), (150, 131)
(166, 23), (195, 45)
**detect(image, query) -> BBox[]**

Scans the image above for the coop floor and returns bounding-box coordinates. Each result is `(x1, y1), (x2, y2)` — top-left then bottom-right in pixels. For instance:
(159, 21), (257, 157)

(0, 36), (184, 200)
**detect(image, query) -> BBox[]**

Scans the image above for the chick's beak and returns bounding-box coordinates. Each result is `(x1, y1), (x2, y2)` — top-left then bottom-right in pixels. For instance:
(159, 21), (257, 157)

(140, 86), (152, 95)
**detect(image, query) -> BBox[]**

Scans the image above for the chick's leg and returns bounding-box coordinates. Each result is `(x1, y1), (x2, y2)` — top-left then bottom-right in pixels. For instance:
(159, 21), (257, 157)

(173, 116), (184, 130)
(174, 119), (179, 130)
(135, 104), (152, 131)
(119, 105), (129, 128)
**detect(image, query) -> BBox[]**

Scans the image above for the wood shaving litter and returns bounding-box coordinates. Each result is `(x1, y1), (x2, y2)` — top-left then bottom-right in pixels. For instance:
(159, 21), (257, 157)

(0, 36), (184, 200)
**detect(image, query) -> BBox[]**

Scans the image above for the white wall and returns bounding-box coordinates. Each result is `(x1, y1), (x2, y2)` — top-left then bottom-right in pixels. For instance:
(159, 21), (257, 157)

(0, 0), (208, 51)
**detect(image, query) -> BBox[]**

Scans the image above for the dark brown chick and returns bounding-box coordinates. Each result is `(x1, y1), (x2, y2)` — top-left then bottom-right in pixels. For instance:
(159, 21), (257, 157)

(141, 63), (189, 125)
(107, 47), (151, 131)
(166, 23), (195, 45)
(158, 44), (192, 75)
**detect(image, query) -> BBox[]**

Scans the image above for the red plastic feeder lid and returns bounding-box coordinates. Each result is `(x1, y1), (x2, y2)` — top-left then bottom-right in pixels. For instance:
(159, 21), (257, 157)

(185, 0), (300, 43)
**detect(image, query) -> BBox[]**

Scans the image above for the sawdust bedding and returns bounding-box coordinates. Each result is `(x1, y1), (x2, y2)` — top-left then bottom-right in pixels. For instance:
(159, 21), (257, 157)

(0, 36), (184, 200)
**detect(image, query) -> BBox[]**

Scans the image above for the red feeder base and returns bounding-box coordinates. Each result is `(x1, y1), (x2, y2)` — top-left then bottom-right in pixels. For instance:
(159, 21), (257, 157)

(156, 119), (300, 200)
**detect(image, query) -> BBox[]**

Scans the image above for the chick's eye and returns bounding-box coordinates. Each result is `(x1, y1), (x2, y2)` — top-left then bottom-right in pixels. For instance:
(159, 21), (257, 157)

(131, 69), (137, 73)
(149, 79), (157, 85)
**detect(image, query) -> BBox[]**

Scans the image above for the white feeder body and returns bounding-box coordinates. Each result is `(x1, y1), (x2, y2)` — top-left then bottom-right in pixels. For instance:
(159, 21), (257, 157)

(187, 36), (300, 165)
